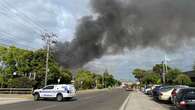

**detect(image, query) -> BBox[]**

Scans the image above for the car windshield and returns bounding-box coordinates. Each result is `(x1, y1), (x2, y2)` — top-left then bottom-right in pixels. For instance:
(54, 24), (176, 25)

(160, 87), (173, 92)
(184, 91), (195, 100)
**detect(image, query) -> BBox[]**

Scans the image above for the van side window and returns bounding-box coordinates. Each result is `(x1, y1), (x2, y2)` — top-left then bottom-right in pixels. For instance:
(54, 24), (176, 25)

(43, 86), (54, 90)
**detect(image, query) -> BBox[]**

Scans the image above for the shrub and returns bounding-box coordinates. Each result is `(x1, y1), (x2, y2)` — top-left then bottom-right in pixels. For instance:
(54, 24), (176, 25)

(7, 77), (36, 88)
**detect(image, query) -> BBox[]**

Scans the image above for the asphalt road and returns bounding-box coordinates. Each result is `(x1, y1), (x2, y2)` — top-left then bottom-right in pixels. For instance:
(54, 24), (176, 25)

(0, 88), (129, 110)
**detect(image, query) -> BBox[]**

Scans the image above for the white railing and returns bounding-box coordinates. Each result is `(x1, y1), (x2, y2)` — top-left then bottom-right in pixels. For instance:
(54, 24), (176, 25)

(0, 88), (33, 94)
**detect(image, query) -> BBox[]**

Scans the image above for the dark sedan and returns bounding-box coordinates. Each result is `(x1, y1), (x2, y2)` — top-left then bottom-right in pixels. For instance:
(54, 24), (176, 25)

(175, 88), (195, 110)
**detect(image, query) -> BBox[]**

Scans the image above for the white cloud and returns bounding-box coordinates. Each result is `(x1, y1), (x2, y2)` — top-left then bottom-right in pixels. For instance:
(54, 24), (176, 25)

(0, 0), (90, 49)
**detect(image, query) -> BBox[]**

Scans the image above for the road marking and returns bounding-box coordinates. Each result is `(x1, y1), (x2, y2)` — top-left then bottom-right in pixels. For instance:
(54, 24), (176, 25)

(119, 93), (131, 110)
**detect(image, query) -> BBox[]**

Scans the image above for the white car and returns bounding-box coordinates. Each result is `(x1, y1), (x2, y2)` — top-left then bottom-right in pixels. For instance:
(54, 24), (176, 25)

(33, 84), (76, 101)
(158, 86), (174, 101)
(144, 87), (152, 94)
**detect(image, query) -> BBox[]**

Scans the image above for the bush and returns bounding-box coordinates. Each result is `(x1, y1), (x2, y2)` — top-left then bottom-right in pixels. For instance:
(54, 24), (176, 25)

(189, 82), (195, 87)
(97, 84), (103, 89)
(175, 74), (192, 85)
(7, 77), (36, 88)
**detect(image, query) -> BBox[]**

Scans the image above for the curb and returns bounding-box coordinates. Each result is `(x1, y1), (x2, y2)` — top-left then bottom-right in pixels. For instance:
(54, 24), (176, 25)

(119, 93), (131, 110)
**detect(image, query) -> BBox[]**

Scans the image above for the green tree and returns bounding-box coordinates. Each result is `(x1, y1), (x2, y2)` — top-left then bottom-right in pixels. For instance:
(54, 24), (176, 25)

(103, 70), (117, 88)
(0, 75), (4, 88)
(153, 64), (172, 74)
(166, 69), (182, 84)
(132, 68), (145, 83)
(94, 74), (103, 89)
(143, 71), (161, 84)
(0, 46), (72, 88)
(32, 49), (72, 88)
(175, 74), (192, 85)
(75, 70), (95, 90)
(7, 77), (36, 88)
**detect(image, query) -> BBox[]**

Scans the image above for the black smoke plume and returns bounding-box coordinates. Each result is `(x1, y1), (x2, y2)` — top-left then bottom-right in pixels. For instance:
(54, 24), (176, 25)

(54, 0), (195, 68)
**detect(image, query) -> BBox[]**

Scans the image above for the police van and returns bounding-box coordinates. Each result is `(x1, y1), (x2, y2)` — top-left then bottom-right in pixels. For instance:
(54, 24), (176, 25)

(33, 84), (76, 101)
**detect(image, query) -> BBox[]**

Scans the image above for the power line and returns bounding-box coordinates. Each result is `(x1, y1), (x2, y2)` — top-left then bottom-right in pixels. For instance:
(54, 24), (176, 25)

(1, 0), (46, 30)
(0, 11), (42, 34)
(0, 38), (35, 50)
(0, 0), (46, 34)
(0, 33), (36, 50)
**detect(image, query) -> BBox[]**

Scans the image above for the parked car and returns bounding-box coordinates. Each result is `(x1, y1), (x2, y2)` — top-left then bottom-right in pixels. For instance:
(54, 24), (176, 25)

(33, 84), (76, 102)
(175, 88), (195, 110)
(152, 85), (162, 99)
(144, 85), (152, 95)
(171, 85), (189, 104)
(158, 86), (174, 102)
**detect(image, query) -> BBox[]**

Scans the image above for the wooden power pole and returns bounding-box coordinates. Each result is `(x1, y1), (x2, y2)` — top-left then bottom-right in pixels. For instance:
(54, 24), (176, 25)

(41, 32), (57, 86)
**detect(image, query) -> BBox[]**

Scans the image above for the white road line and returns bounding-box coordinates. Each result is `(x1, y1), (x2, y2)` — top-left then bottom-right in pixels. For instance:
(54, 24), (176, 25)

(119, 93), (131, 110)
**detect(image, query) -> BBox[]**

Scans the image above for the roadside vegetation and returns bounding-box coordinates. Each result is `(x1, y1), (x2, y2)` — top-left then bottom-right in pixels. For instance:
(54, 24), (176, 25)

(133, 64), (193, 86)
(0, 45), (120, 89)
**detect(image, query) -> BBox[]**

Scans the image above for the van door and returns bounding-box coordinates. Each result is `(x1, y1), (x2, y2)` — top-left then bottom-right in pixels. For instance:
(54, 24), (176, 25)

(40, 86), (54, 98)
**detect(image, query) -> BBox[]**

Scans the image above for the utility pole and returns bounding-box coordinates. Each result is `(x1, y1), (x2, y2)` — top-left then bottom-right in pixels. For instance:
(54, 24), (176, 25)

(162, 61), (166, 84)
(41, 32), (57, 86)
(102, 74), (104, 88)
(162, 55), (169, 84)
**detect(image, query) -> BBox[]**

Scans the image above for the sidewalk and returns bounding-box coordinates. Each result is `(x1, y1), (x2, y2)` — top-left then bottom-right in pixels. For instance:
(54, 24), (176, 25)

(0, 94), (32, 105)
(0, 97), (30, 105)
(124, 91), (169, 110)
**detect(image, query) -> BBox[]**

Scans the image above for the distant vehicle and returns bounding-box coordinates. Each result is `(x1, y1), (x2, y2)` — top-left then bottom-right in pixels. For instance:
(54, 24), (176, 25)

(175, 88), (195, 110)
(125, 87), (134, 91)
(158, 86), (174, 102)
(33, 84), (76, 102)
(144, 85), (152, 95)
(150, 85), (160, 95)
(171, 85), (189, 104)
(122, 84), (128, 89)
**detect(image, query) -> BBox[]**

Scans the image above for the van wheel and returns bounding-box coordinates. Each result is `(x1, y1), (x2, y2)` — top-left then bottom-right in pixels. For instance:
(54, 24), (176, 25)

(34, 93), (40, 101)
(56, 94), (63, 102)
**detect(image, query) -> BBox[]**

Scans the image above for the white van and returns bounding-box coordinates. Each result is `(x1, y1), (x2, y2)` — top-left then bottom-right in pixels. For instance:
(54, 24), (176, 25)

(33, 84), (76, 101)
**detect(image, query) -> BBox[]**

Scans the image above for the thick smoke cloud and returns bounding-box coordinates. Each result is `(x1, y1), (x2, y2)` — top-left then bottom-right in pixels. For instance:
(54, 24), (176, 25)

(54, 0), (195, 68)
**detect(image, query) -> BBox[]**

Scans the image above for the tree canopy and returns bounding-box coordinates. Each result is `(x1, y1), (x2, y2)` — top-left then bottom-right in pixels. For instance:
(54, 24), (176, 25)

(132, 68), (145, 82)
(175, 74), (192, 85)
(0, 46), (72, 88)
(132, 63), (192, 86)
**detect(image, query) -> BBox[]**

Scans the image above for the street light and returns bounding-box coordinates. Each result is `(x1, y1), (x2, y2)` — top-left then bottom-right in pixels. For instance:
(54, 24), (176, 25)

(13, 72), (17, 76)
(58, 78), (61, 84)
(80, 81), (83, 89)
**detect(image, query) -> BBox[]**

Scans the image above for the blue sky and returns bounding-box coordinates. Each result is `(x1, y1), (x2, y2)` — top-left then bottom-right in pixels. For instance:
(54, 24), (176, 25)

(0, 0), (195, 81)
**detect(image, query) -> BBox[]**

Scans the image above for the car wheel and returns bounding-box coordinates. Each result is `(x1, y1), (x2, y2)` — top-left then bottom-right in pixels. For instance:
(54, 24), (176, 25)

(34, 93), (40, 101)
(56, 94), (63, 102)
